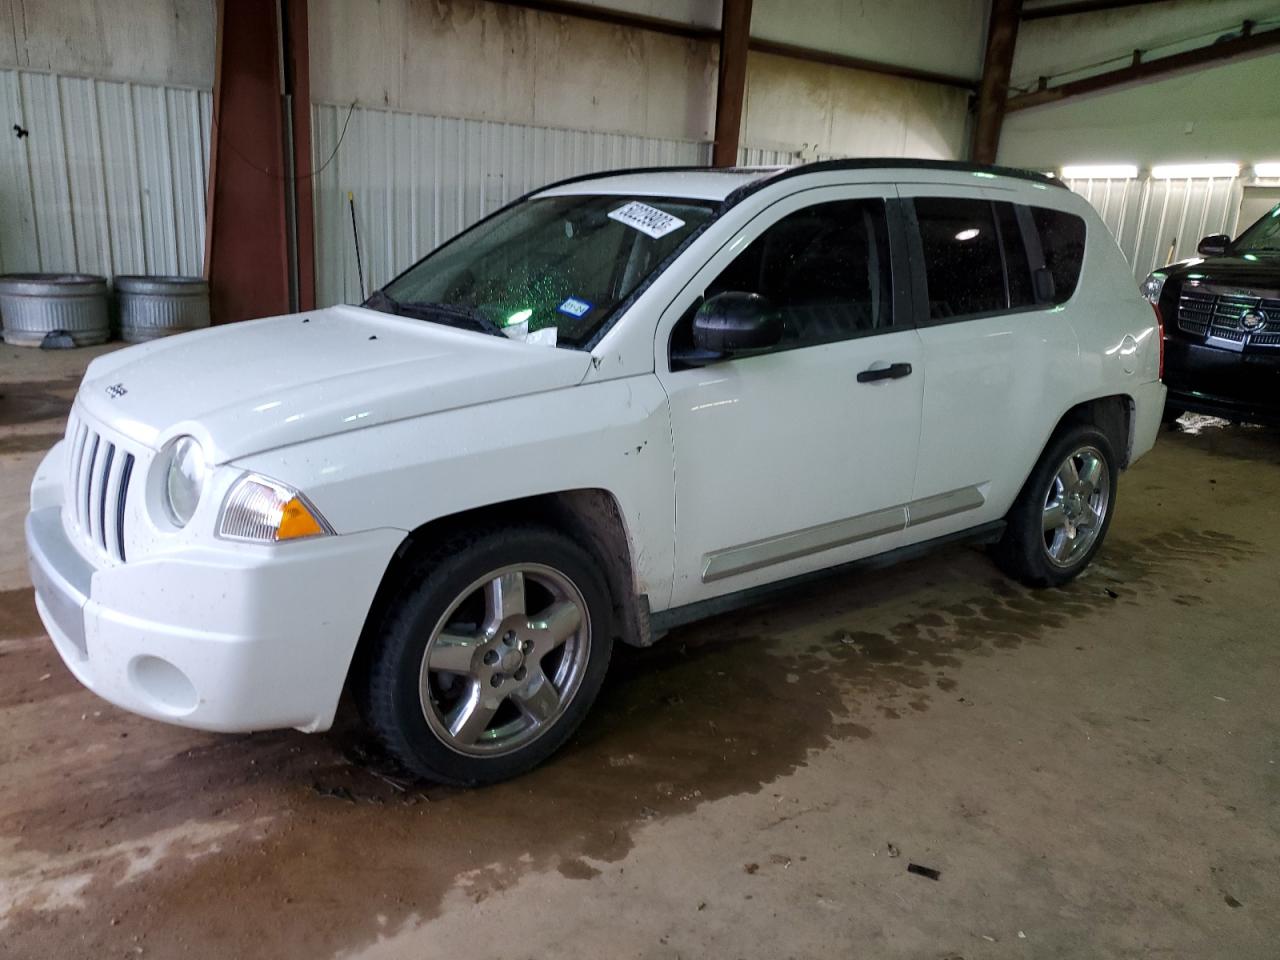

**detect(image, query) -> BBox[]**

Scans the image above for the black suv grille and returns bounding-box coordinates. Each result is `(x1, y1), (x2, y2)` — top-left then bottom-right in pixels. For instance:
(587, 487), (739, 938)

(1177, 289), (1280, 346)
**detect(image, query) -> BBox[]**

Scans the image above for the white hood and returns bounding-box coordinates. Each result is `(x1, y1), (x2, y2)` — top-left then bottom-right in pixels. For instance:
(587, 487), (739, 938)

(77, 305), (593, 463)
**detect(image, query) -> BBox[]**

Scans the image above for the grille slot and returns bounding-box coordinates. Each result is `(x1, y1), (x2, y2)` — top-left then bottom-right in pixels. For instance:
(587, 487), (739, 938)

(64, 412), (135, 563)
(1177, 289), (1280, 346)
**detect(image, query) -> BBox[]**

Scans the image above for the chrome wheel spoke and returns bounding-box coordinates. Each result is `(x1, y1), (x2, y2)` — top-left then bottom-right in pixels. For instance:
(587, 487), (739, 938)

(428, 630), (482, 673)
(529, 600), (581, 651)
(1081, 503), (1103, 529)
(1078, 453), (1102, 491)
(512, 673), (561, 725)
(484, 571), (526, 633)
(447, 683), (500, 745)
(1056, 457), (1081, 490)
(1042, 502), (1067, 532)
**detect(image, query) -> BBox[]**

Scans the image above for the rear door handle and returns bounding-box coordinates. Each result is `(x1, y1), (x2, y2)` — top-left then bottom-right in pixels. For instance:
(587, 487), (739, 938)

(856, 362), (913, 383)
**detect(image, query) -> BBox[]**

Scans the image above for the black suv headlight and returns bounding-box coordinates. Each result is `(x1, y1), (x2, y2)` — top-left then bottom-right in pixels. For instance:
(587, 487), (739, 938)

(1141, 272), (1167, 305)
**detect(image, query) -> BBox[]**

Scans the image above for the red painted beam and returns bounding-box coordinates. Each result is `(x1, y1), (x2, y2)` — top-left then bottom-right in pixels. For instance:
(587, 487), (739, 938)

(284, 0), (316, 312)
(1022, 0), (1169, 21)
(971, 0), (1023, 165)
(1007, 22), (1280, 111)
(713, 0), (752, 168)
(204, 0), (314, 323)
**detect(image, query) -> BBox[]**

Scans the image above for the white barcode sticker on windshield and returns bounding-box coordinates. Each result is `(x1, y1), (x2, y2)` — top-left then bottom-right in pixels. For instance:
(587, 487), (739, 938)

(608, 201), (685, 239)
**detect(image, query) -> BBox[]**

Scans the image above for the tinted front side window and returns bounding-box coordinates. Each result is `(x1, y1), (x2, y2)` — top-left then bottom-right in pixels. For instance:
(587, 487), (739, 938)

(913, 197), (1005, 319)
(698, 198), (892, 351)
(1030, 207), (1087, 303)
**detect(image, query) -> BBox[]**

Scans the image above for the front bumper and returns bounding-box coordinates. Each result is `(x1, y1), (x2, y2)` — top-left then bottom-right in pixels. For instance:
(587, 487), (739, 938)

(26, 445), (404, 733)
(1164, 338), (1280, 425)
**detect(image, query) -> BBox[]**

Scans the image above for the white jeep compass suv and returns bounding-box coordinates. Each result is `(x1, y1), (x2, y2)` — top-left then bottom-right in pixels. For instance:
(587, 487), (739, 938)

(26, 160), (1166, 784)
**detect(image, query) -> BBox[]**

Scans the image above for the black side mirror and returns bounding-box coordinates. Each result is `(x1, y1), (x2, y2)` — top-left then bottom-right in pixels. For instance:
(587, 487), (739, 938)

(691, 292), (783, 355)
(1197, 234), (1230, 256)
(1033, 267), (1056, 303)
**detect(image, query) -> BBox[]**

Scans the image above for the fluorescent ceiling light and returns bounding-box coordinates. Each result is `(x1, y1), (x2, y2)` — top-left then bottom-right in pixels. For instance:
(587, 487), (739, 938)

(1060, 164), (1138, 180)
(1253, 162), (1280, 178)
(1151, 163), (1240, 179)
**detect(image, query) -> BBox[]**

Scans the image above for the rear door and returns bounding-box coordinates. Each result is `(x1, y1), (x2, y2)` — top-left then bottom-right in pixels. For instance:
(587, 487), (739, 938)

(898, 186), (1081, 541)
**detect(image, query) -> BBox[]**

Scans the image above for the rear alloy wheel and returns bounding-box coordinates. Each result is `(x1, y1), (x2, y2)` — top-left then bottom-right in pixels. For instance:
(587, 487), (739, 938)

(1041, 445), (1111, 570)
(358, 526), (613, 785)
(993, 425), (1118, 588)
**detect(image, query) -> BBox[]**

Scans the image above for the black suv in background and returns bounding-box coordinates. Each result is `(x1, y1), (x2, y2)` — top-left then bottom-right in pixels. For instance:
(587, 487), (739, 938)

(1145, 203), (1280, 425)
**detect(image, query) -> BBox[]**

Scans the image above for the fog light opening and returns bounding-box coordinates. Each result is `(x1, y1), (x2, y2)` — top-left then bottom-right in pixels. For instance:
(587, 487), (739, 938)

(129, 655), (198, 715)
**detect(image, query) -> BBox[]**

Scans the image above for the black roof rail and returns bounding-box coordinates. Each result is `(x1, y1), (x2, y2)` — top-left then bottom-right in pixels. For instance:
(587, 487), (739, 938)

(531, 157), (1065, 206)
(721, 157), (1066, 206)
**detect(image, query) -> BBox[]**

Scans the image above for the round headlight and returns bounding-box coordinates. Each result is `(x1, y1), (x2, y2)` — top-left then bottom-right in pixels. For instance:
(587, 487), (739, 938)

(163, 436), (207, 528)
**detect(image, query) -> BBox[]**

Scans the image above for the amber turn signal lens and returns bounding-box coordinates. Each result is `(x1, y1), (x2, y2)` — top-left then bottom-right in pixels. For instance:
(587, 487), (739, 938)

(276, 497), (326, 541)
(218, 474), (333, 543)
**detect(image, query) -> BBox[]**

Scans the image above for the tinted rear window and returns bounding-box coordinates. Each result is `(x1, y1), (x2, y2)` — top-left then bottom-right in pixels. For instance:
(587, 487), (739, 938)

(913, 196), (1005, 319)
(1030, 207), (1086, 303)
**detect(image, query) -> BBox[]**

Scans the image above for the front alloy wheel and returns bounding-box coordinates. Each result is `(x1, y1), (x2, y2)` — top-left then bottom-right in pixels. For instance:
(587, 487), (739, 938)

(357, 525), (613, 785)
(419, 564), (590, 757)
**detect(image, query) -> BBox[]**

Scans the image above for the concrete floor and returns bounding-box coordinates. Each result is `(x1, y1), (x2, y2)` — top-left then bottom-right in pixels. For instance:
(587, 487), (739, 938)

(1, 343), (1278, 959)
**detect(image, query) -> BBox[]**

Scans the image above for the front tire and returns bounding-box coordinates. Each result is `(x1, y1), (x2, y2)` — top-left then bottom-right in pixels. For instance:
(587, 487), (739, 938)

(993, 424), (1118, 588)
(357, 525), (614, 785)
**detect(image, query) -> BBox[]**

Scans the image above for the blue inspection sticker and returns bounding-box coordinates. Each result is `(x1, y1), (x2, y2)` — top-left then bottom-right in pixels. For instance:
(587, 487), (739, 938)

(557, 297), (593, 318)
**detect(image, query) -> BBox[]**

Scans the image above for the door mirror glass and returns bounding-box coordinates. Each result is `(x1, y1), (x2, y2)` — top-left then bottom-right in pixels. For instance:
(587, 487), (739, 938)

(1197, 233), (1230, 256)
(691, 292), (783, 355)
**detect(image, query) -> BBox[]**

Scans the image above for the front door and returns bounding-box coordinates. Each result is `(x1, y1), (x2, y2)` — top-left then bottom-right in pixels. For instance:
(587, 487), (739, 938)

(655, 186), (925, 608)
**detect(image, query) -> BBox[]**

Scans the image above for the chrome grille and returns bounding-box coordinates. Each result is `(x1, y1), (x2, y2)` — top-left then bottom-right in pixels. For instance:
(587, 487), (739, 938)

(1177, 289), (1280, 346)
(64, 412), (135, 563)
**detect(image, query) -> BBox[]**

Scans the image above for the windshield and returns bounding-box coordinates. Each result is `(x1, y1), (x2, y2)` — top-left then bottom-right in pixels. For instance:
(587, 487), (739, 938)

(1232, 203), (1280, 255)
(376, 194), (717, 347)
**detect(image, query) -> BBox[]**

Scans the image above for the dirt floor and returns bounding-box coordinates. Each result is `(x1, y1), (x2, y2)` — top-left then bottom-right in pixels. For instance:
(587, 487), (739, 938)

(1, 343), (1278, 959)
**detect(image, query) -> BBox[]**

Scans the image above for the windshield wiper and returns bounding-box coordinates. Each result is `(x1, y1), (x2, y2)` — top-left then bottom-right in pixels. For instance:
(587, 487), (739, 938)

(363, 290), (505, 338)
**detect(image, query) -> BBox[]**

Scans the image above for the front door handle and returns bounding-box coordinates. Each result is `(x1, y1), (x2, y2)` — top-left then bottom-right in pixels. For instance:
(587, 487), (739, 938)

(857, 362), (913, 383)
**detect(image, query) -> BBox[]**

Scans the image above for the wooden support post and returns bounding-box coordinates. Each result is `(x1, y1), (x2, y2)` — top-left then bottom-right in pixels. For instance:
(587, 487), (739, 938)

(713, 0), (752, 168)
(282, 0), (316, 312)
(204, 0), (315, 324)
(971, 0), (1022, 165)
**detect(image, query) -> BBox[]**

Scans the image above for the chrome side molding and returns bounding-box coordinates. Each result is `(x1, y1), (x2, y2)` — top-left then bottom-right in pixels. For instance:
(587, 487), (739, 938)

(905, 485), (986, 527)
(701, 485), (986, 582)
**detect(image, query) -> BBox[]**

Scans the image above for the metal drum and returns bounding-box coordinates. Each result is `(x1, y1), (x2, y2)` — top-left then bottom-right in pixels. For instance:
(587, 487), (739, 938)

(0, 274), (110, 347)
(115, 275), (211, 342)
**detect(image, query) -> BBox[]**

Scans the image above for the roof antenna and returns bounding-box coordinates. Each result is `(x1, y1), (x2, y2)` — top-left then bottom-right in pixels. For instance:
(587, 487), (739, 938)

(349, 190), (366, 301)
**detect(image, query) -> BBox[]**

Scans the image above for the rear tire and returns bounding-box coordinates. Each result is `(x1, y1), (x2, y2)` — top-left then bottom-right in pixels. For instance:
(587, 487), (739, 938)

(356, 525), (614, 785)
(992, 424), (1118, 588)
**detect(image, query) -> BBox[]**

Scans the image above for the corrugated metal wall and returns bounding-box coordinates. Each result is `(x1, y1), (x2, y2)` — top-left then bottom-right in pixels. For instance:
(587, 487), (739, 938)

(737, 145), (801, 167)
(311, 103), (712, 307)
(1065, 174), (1244, 280)
(0, 68), (211, 279)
